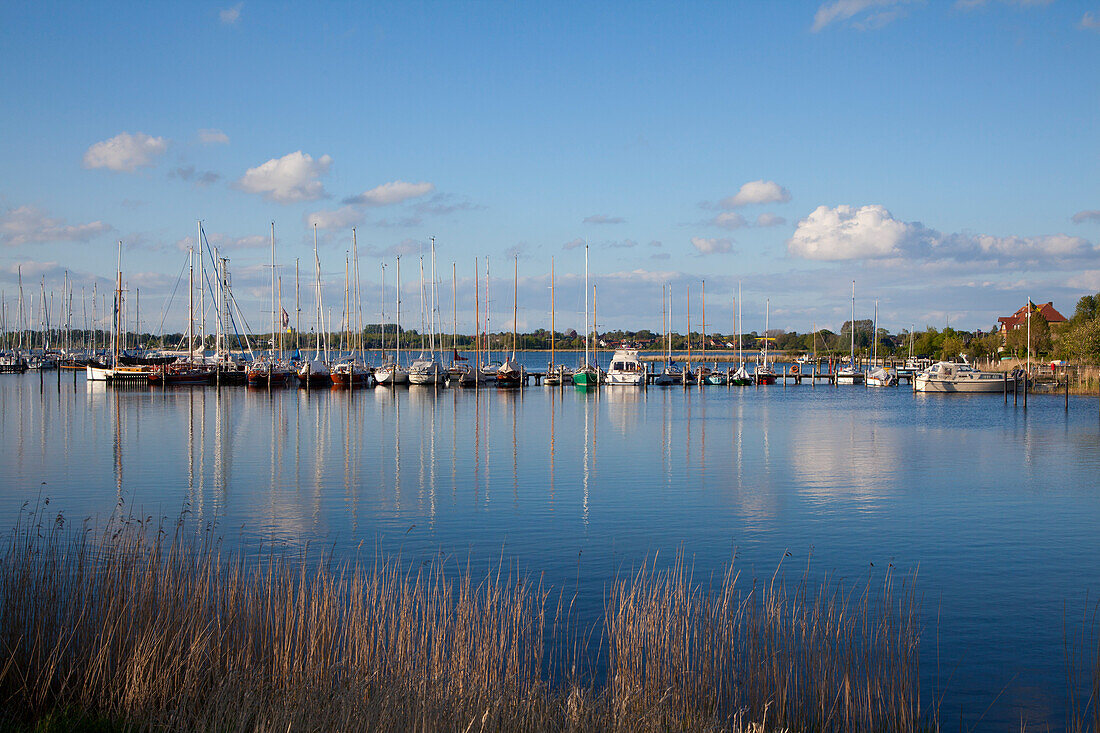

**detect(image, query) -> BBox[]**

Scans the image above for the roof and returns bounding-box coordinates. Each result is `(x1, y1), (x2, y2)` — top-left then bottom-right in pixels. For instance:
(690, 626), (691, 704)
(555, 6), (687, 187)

(996, 301), (1066, 331)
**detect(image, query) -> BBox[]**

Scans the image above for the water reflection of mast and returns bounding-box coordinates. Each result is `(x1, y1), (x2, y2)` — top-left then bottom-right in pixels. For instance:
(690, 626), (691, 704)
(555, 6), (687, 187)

(582, 391), (590, 527)
(549, 389), (556, 508)
(511, 389), (518, 505)
(113, 388), (122, 501)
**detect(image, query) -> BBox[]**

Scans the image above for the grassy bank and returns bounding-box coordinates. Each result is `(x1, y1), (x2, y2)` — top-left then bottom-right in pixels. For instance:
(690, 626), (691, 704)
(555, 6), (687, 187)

(0, 508), (924, 732)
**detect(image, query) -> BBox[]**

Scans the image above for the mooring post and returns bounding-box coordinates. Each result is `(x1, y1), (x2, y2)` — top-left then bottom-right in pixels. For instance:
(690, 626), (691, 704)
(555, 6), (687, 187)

(1003, 371), (1008, 405)
(1065, 369), (1069, 412)
(1023, 372), (1028, 410)
(1014, 372), (1018, 406)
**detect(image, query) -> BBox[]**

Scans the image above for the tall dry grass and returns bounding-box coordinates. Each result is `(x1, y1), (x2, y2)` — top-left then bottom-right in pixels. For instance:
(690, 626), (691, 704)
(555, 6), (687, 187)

(0, 506), (925, 732)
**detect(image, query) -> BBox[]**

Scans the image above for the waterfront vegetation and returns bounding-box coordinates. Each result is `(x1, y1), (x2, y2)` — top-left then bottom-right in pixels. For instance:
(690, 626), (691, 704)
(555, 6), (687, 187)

(0, 505), (925, 732)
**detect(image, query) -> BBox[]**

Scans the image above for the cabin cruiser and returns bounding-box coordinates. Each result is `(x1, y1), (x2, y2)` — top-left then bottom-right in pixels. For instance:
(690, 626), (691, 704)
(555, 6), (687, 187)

(835, 359), (864, 385)
(915, 360), (1015, 393)
(408, 357), (445, 385)
(604, 349), (645, 386)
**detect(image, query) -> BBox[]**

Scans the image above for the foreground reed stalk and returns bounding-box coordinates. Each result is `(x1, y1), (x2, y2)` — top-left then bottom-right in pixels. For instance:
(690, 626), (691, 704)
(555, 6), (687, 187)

(0, 508), (924, 731)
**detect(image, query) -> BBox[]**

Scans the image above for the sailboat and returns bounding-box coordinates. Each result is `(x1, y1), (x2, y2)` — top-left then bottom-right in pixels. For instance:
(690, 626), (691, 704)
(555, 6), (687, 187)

(836, 280), (864, 385)
(497, 255), (523, 387)
(87, 241), (152, 382)
(572, 244), (599, 387)
(447, 262), (473, 385)
(331, 229), (371, 387)
(408, 239), (445, 385)
(456, 258), (481, 387)
(867, 300), (896, 387)
(544, 257), (569, 386)
(479, 257), (501, 382)
(247, 223), (293, 386)
(730, 283), (752, 385)
(699, 280), (725, 385)
(654, 283), (685, 386)
(297, 224), (333, 387)
(754, 298), (777, 385)
(374, 256), (409, 385)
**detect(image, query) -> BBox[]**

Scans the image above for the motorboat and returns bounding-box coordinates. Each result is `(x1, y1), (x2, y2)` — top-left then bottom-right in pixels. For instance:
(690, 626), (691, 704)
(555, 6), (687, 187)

(836, 360), (865, 385)
(915, 361), (1015, 393)
(605, 349), (645, 386)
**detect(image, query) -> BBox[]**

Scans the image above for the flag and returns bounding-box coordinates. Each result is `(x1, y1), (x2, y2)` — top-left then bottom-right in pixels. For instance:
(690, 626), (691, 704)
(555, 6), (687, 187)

(281, 308), (289, 328)
(452, 349), (467, 362)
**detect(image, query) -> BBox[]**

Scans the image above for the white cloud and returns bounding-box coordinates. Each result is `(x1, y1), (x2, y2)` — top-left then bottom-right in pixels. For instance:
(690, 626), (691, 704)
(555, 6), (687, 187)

(811, 0), (915, 32)
(1, 205), (111, 247)
(719, 180), (791, 208)
(958, 0), (1054, 9)
(198, 128), (230, 145)
(1073, 210), (1100, 224)
(712, 212), (747, 230)
(583, 214), (625, 224)
(563, 238), (585, 251)
(788, 203), (1097, 265)
(690, 237), (734, 255)
(344, 180), (434, 206)
(82, 132), (168, 172)
(220, 3), (242, 24)
(1081, 12), (1100, 30)
(1067, 270), (1100, 291)
(305, 205), (365, 231)
(235, 151), (332, 203)
(756, 213), (787, 227)
(789, 205), (918, 260)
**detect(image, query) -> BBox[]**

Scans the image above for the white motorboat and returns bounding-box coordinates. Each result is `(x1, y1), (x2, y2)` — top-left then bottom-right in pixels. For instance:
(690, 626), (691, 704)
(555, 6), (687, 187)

(915, 361), (1015, 393)
(605, 348), (645, 386)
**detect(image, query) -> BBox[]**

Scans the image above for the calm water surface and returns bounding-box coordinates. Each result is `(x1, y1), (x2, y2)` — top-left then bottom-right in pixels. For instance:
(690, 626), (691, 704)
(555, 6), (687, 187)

(3, 358), (1100, 730)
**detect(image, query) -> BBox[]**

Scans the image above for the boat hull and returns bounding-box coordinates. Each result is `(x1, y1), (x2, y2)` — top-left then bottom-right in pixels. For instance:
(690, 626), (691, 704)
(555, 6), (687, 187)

(915, 376), (1013, 393)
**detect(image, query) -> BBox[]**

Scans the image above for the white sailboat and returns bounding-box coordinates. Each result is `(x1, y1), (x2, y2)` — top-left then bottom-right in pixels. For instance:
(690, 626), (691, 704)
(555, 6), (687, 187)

(408, 238), (445, 385)
(836, 280), (864, 385)
(86, 241), (152, 382)
(754, 298), (777, 385)
(374, 256), (409, 385)
(497, 255), (523, 386)
(867, 300), (896, 387)
(447, 262), (473, 384)
(730, 282), (752, 385)
(654, 283), (683, 386)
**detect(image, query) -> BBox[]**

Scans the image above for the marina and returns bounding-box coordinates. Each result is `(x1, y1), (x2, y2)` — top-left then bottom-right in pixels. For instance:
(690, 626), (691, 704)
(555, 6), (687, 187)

(2, 364), (1100, 730)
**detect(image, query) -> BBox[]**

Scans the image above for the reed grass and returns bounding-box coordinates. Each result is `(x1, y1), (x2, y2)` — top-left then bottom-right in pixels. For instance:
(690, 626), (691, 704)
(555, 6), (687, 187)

(0, 506), (925, 732)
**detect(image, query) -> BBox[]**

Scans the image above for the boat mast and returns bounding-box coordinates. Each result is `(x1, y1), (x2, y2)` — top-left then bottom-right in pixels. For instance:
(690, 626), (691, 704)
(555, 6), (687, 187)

(485, 257), (492, 364)
(295, 258), (300, 355)
(737, 282), (743, 370)
(313, 223), (323, 360)
(511, 254), (518, 362)
(351, 228), (362, 363)
(668, 283), (673, 367)
(583, 244), (589, 368)
(550, 257), (555, 370)
(380, 261), (386, 363)
(686, 284), (691, 370)
(764, 298), (770, 368)
(701, 279), (706, 366)
(474, 258), (481, 370)
(395, 256), (402, 366)
(850, 280), (856, 367)
(188, 246), (194, 363)
(270, 222), (276, 360)
(452, 261), (458, 364)
(430, 236), (437, 359)
(114, 241), (122, 367)
(872, 300), (878, 367)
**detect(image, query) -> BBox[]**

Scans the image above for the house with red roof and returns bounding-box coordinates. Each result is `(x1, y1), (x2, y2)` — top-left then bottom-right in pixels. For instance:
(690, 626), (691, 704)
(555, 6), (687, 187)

(995, 301), (1067, 334)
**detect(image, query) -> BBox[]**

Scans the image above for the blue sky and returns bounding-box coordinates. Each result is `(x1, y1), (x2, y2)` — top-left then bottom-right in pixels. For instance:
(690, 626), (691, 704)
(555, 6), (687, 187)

(2, 0), (1099, 337)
